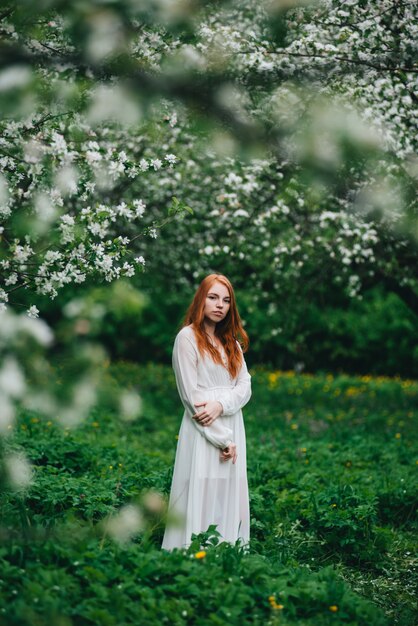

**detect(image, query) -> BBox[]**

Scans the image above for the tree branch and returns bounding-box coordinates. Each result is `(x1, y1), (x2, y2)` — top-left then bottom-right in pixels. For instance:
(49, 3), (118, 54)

(0, 7), (15, 22)
(257, 49), (417, 74)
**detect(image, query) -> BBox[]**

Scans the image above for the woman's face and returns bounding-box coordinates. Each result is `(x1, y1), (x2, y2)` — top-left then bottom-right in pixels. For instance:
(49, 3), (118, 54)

(204, 282), (231, 323)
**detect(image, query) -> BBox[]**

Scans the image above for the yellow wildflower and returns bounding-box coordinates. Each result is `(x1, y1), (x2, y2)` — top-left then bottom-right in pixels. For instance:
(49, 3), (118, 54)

(194, 551), (206, 559)
(268, 596), (284, 610)
(329, 605), (338, 612)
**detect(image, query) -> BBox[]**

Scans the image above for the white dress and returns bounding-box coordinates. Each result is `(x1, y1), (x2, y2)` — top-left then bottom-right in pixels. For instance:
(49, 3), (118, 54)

(162, 324), (252, 551)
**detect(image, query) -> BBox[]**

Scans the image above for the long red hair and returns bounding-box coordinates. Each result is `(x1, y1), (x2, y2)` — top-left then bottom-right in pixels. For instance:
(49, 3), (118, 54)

(180, 274), (249, 379)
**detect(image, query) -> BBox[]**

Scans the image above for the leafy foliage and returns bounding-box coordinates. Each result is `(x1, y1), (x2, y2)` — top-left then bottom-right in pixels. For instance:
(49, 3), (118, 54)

(1, 363), (416, 625)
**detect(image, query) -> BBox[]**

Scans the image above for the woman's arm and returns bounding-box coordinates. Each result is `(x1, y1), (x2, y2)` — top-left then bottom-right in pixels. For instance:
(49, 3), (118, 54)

(172, 331), (233, 449)
(217, 342), (252, 416)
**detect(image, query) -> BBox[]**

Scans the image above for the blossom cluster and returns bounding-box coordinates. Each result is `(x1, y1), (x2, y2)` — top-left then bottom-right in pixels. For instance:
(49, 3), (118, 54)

(0, 102), (180, 313)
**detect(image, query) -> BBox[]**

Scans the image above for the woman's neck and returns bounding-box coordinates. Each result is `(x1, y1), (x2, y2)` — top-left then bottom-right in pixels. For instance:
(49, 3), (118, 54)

(203, 320), (216, 336)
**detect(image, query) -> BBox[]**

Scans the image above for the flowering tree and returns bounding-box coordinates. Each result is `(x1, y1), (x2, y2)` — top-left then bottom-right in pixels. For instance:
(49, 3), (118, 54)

(0, 2), (194, 492)
(1, 0), (417, 316)
(126, 0), (418, 326)
(0, 96), (188, 315)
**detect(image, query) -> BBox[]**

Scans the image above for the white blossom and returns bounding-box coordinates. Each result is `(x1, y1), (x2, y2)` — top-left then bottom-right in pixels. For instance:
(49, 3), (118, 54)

(4, 453), (33, 490)
(151, 158), (162, 170)
(27, 305), (39, 319)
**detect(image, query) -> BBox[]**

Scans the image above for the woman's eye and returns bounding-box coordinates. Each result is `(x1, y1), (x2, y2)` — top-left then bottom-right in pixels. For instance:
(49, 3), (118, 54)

(208, 296), (230, 302)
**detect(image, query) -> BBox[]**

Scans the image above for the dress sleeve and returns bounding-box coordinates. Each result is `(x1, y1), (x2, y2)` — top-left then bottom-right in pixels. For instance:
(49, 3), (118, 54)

(172, 331), (233, 450)
(217, 342), (252, 416)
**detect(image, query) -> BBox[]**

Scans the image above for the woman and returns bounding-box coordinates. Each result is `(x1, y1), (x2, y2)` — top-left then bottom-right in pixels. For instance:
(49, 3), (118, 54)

(162, 273), (252, 551)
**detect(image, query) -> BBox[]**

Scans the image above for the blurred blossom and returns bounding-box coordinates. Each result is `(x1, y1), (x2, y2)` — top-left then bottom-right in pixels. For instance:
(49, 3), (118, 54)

(23, 138), (44, 164)
(63, 298), (85, 318)
(0, 65), (32, 92)
(74, 319), (91, 335)
(263, 0), (312, 13)
(119, 390), (143, 421)
(63, 298), (106, 322)
(0, 174), (10, 206)
(0, 356), (26, 399)
(270, 84), (304, 125)
(4, 453), (33, 490)
(215, 84), (250, 124)
(167, 45), (206, 74)
(206, 32), (237, 70)
(86, 11), (126, 63)
(211, 131), (237, 157)
(342, 107), (383, 148)
(179, 45), (206, 70)
(140, 0), (194, 26)
(55, 165), (79, 197)
(57, 377), (98, 427)
(87, 85), (141, 127)
(19, 317), (54, 347)
(0, 393), (15, 433)
(404, 155), (418, 181)
(354, 177), (403, 226)
(103, 504), (144, 545)
(0, 311), (53, 348)
(34, 192), (58, 230)
(78, 343), (107, 366)
(24, 390), (57, 416)
(289, 97), (383, 165)
(143, 490), (165, 514)
(314, 134), (341, 166)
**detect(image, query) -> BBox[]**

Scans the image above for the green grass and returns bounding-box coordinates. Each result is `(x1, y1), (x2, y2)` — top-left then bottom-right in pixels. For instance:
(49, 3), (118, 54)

(0, 362), (417, 625)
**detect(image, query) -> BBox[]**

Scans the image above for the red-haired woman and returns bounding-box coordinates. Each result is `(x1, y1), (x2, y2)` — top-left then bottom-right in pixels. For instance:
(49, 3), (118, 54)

(162, 273), (252, 550)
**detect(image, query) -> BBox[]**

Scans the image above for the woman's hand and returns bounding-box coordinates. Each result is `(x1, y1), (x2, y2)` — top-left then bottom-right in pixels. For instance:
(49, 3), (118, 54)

(192, 400), (223, 426)
(220, 443), (237, 464)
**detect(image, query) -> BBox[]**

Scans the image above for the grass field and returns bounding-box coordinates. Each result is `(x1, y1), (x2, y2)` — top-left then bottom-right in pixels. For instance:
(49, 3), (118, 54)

(1, 362), (417, 625)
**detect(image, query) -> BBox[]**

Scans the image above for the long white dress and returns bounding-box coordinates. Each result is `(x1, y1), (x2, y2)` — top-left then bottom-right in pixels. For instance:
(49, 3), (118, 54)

(161, 324), (252, 551)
